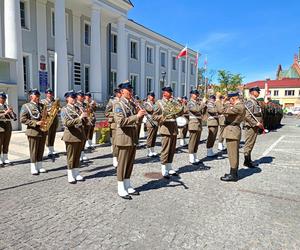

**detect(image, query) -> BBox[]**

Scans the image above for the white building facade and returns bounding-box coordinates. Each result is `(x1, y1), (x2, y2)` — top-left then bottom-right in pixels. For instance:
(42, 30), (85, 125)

(0, 0), (198, 129)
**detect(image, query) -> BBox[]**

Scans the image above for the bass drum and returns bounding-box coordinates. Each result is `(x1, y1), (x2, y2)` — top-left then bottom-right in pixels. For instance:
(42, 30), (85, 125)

(176, 116), (187, 127)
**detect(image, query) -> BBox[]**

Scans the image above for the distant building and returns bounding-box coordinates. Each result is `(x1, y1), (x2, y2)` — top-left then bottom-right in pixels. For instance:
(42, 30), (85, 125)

(276, 54), (300, 79)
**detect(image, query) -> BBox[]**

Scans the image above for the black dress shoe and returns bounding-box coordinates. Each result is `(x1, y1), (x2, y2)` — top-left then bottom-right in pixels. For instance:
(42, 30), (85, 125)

(243, 161), (257, 168)
(170, 172), (179, 176)
(129, 190), (140, 196)
(68, 180), (77, 184)
(120, 195), (132, 200)
(163, 175), (170, 179)
(32, 172), (39, 176)
(220, 174), (238, 182)
(190, 161), (201, 166)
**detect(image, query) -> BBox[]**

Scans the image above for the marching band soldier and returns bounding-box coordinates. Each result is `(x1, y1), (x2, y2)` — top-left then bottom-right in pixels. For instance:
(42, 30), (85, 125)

(178, 96), (189, 146)
(220, 91), (245, 182)
(61, 90), (86, 184)
(144, 91), (159, 157)
(187, 89), (206, 164)
(215, 92), (226, 151)
(114, 82), (146, 199)
(134, 95), (143, 143)
(20, 89), (47, 175)
(41, 88), (59, 157)
(75, 90), (88, 162)
(0, 92), (16, 166)
(105, 88), (121, 168)
(153, 86), (184, 178)
(84, 92), (97, 150)
(206, 95), (219, 157)
(244, 86), (264, 168)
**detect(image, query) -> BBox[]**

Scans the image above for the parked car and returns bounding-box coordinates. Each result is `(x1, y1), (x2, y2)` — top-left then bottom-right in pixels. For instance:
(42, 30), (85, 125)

(286, 106), (300, 116)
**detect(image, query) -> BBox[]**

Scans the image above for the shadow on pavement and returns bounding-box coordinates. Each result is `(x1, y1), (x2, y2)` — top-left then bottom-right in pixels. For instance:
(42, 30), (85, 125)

(177, 163), (211, 174)
(258, 156), (274, 164)
(238, 167), (262, 180)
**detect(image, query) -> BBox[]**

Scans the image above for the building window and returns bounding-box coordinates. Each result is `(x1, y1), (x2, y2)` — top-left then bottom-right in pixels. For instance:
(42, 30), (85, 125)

(109, 71), (117, 95)
(130, 41), (138, 59)
(161, 52), (166, 67)
(51, 9), (55, 37)
(182, 60), (186, 73)
(20, 1), (30, 29)
(111, 34), (117, 53)
(273, 90), (279, 96)
(23, 56), (30, 93)
(181, 84), (185, 96)
(130, 74), (138, 93)
(84, 66), (90, 93)
(84, 23), (91, 46)
(172, 56), (176, 70)
(285, 90), (295, 96)
(146, 77), (152, 93)
(146, 47), (153, 64)
(191, 63), (194, 75)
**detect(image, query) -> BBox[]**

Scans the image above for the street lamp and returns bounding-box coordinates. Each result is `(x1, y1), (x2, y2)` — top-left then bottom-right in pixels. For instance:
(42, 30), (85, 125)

(162, 71), (166, 86)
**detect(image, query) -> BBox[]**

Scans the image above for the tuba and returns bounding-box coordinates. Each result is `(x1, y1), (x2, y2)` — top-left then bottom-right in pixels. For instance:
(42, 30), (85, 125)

(163, 99), (184, 119)
(40, 99), (60, 132)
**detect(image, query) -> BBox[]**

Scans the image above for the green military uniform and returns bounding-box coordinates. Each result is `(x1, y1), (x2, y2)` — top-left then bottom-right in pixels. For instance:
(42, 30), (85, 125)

(206, 97), (219, 156)
(61, 91), (86, 184)
(153, 94), (184, 178)
(0, 102), (15, 166)
(187, 97), (206, 164)
(215, 98), (226, 150)
(144, 99), (159, 157)
(178, 101), (189, 146)
(40, 97), (59, 155)
(221, 97), (245, 181)
(105, 97), (119, 167)
(84, 99), (97, 149)
(114, 94), (141, 199)
(244, 96), (263, 167)
(20, 100), (47, 175)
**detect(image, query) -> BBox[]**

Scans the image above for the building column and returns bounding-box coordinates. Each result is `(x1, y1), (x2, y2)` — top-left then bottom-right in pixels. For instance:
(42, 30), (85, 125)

(186, 57), (190, 95)
(4, 0), (24, 97)
(117, 16), (128, 84)
(36, 0), (48, 92)
(178, 57), (182, 96)
(90, 5), (102, 101)
(167, 49), (172, 87)
(140, 38), (146, 98)
(54, 0), (68, 98)
(155, 44), (160, 97)
(72, 10), (81, 91)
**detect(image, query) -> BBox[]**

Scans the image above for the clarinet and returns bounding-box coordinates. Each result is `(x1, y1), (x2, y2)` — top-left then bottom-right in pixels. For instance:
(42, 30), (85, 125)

(131, 97), (157, 128)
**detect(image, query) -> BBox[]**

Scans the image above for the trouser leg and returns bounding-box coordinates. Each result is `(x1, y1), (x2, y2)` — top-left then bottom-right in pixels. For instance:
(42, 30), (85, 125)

(168, 135), (177, 163)
(146, 126), (158, 148)
(28, 136), (38, 163)
(244, 127), (258, 156)
(206, 126), (218, 148)
(218, 126), (225, 143)
(124, 146), (136, 179)
(226, 139), (239, 170)
(37, 135), (46, 162)
(188, 131), (197, 154)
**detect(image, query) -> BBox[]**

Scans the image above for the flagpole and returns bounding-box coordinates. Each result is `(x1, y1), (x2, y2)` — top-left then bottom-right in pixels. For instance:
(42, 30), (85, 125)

(196, 51), (199, 90)
(185, 45), (188, 96)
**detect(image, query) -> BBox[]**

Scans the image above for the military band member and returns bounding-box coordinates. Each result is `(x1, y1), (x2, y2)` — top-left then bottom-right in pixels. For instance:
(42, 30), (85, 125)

(75, 90), (88, 162)
(153, 86), (184, 178)
(114, 82), (146, 199)
(41, 88), (59, 157)
(84, 92), (97, 150)
(206, 95), (219, 157)
(61, 90), (86, 184)
(215, 92), (226, 151)
(0, 92), (16, 166)
(105, 88), (121, 168)
(187, 90), (206, 164)
(220, 91), (245, 182)
(20, 89), (47, 175)
(243, 86), (263, 168)
(144, 91), (159, 157)
(178, 96), (189, 146)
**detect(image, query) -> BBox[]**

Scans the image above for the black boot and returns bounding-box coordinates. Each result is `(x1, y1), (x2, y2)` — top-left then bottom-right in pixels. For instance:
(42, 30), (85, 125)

(244, 155), (256, 168)
(220, 168), (238, 182)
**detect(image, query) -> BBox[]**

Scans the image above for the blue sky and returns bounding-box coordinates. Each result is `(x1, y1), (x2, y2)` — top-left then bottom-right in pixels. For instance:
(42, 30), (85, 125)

(128, 0), (300, 83)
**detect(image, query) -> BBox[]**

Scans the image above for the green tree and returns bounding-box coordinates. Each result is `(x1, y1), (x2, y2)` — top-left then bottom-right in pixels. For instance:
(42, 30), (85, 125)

(216, 70), (244, 94)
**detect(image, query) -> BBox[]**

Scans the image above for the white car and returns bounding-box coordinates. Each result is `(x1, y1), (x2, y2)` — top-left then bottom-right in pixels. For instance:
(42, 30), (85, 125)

(287, 106), (300, 115)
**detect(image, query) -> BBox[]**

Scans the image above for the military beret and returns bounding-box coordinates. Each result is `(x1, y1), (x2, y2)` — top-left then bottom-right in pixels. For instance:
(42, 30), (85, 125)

(118, 82), (133, 90)
(209, 95), (216, 99)
(29, 88), (40, 96)
(0, 92), (7, 99)
(45, 88), (53, 94)
(227, 91), (239, 97)
(64, 90), (77, 98)
(190, 89), (200, 95)
(182, 96), (188, 100)
(162, 86), (173, 93)
(147, 91), (155, 97)
(249, 86), (260, 93)
(113, 88), (121, 94)
(76, 90), (85, 97)
(85, 92), (92, 97)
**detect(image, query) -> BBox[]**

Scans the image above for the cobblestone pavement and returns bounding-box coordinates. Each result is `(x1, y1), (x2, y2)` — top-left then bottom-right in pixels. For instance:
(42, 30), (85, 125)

(1, 117), (300, 249)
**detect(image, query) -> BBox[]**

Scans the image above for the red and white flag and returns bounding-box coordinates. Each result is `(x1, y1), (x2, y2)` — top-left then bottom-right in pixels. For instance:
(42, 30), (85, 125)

(176, 46), (188, 59)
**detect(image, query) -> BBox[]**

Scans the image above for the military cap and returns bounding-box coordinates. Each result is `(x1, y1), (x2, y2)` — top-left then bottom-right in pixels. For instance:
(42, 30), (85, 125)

(85, 92), (92, 97)
(118, 82), (133, 90)
(64, 90), (77, 98)
(209, 95), (216, 99)
(249, 86), (260, 93)
(76, 90), (85, 97)
(135, 95), (140, 100)
(182, 96), (188, 100)
(45, 88), (53, 94)
(0, 92), (7, 99)
(227, 91), (239, 97)
(29, 88), (40, 96)
(162, 86), (173, 93)
(147, 91), (155, 97)
(113, 88), (121, 94)
(190, 89), (200, 95)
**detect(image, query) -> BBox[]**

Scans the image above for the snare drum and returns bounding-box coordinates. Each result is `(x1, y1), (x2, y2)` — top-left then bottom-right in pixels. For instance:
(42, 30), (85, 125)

(176, 116), (188, 127)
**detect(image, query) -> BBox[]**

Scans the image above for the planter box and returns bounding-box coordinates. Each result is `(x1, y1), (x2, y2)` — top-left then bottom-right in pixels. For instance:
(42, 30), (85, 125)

(93, 128), (110, 144)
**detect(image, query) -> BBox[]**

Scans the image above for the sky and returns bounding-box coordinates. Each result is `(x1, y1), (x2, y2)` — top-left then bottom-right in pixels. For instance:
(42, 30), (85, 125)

(128, 0), (300, 83)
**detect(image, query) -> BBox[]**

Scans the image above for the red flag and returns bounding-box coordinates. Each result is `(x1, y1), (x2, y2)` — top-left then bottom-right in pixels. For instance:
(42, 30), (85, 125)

(176, 46), (187, 59)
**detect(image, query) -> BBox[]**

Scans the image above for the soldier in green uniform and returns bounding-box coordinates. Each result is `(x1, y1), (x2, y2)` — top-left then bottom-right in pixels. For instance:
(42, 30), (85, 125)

(41, 88), (59, 157)
(114, 82), (146, 199)
(206, 95), (219, 157)
(220, 91), (245, 182)
(215, 92), (226, 151)
(153, 86), (184, 178)
(178, 96), (189, 146)
(144, 91), (159, 157)
(61, 90), (86, 184)
(187, 89), (206, 164)
(0, 92), (16, 166)
(20, 89), (47, 175)
(244, 86), (264, 168)
(105, 88), (121, 168)
(84, 92), (97, 150)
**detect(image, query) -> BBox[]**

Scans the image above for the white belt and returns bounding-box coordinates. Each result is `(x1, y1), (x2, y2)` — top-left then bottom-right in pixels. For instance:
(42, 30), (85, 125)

(0, 119), (10, 122)
(165, 119), (176, 122)
(189, 115), (201, 119)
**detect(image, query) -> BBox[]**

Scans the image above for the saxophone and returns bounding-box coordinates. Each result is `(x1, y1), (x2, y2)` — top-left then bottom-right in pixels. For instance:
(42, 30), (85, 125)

(163, 99), (184, 119)
(40, 99), (60, 132)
